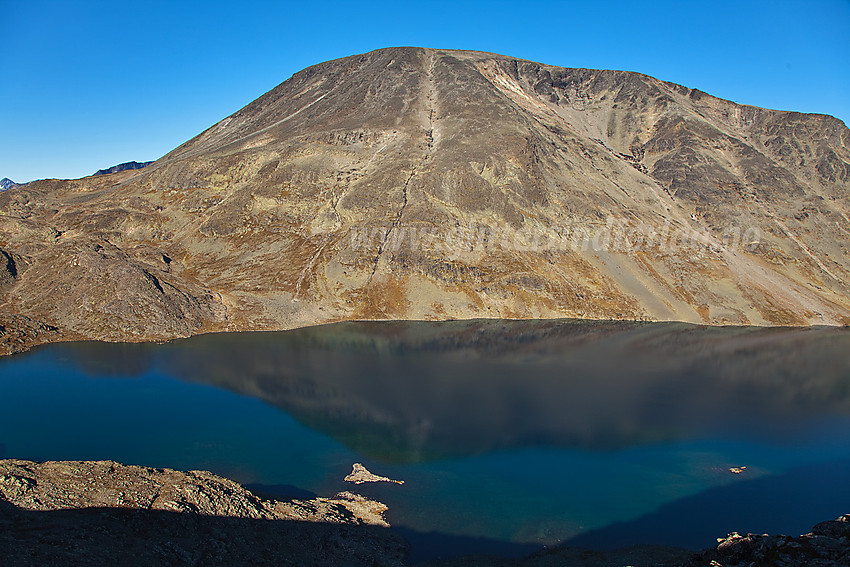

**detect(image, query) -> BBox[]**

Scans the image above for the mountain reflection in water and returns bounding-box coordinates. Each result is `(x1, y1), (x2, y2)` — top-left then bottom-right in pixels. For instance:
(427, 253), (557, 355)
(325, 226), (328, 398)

(49, 319), (850, 462)
(4, 319), (850, 555)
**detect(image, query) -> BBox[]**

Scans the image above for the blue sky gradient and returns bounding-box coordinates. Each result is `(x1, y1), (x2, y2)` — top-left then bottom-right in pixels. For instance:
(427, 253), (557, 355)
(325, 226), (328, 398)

(2, 0), (848, 182)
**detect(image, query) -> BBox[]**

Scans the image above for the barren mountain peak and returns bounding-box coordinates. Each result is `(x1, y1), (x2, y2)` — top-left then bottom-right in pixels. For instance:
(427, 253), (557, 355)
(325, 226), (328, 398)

(1, 47), (848, 352)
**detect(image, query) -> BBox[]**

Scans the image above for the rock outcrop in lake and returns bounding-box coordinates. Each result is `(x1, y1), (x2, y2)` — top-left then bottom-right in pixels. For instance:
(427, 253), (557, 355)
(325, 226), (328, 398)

(345, 463), (404, 485)
(0, 47), (848, 352)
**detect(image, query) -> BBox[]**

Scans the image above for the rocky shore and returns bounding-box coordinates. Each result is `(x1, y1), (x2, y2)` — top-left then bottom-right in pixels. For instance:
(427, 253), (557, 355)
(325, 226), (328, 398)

(0, 459), (407, 566)
(1, 459), (848, 566)
(0, 313), (68, 356)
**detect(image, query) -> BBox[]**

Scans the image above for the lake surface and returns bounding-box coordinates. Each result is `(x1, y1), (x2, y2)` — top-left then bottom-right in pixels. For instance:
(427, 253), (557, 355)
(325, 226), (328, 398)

(2, 319), (850, 561)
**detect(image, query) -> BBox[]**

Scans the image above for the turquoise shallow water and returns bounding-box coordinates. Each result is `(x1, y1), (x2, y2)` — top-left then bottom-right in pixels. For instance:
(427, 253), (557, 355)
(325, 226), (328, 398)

(1, 320), (849, 560)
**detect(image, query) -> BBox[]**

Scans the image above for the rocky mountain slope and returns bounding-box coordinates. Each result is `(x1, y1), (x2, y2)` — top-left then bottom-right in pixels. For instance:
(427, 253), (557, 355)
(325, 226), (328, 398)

(0, 178), (17, 191)
(0, 47), (848, 350)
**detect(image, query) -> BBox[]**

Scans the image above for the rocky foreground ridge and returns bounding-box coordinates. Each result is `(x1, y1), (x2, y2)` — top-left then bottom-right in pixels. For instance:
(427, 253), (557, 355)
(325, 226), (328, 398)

(0, 459), (406, 566)
(1, 459), (848, 566)
(0, 47), (848, 353)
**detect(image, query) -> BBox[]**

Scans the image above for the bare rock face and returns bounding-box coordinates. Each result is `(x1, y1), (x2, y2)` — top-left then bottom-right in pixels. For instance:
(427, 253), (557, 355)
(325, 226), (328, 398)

(0, 459), (390, 526)
(345, 463), (404, 485)
(0, 248), (16, 292)
(685, 516), (850, 567)
(1, 47), (849, 350)
(0, 459), (407, 566)
(0, 314), (63, 356)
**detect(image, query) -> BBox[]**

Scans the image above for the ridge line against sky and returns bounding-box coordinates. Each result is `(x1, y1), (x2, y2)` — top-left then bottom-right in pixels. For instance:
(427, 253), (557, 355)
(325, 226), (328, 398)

(1, 0), (849, 183)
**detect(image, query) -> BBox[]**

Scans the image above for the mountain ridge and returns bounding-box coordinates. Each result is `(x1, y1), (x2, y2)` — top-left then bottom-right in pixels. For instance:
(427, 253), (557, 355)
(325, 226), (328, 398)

(93, 160), (153, 176)
(0, 47), (848, 352)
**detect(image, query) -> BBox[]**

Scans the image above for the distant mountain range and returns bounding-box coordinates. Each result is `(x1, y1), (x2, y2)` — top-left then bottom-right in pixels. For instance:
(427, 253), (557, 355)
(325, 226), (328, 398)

(0, 161), (152, 190)
(93, 161), (153, 176)
(0, 47), (848, 352)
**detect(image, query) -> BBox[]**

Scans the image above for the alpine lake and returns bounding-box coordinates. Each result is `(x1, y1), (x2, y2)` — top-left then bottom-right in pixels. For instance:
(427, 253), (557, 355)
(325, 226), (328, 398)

(2, 319), (849, 562)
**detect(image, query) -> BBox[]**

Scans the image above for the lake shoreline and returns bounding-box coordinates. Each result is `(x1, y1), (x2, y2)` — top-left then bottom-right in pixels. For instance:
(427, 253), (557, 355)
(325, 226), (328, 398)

(3, 313), (847, 358)
(2, 458), (848, 566)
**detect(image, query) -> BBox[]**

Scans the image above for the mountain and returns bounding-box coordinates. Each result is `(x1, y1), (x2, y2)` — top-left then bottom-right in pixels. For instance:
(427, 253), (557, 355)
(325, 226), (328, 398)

(0, 47), (848, 350)
(93, 160), (153, 176)
(0, 178), (17, 191)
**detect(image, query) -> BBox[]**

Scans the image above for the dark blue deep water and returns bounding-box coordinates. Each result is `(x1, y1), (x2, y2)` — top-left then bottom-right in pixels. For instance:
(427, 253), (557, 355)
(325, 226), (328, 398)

(1, 320), (849, 561)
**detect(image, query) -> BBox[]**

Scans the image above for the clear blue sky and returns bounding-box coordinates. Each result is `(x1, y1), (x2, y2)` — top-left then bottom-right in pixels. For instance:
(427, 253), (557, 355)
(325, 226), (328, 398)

(2, 0), (848, 183)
